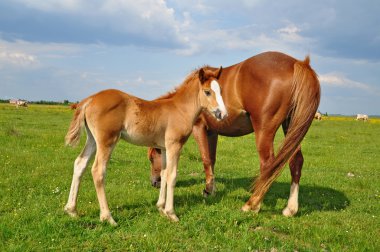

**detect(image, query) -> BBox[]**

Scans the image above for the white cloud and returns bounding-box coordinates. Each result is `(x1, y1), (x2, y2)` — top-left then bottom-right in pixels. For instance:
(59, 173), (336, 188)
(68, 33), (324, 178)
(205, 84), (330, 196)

(13, 0), (185, 46)
(277, 24), (304, 42)
(0, 41), (38, 68)
(4, 1), (316, 57)
(0, 51), (36, 66)
(319, 72), (376, 93)
(174, 23), (313, 57)
(0, 39), (82, 57)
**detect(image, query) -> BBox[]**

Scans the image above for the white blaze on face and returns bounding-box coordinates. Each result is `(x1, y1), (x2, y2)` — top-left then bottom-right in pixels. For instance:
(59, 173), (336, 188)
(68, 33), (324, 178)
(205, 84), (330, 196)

(211, 80), (228, 119)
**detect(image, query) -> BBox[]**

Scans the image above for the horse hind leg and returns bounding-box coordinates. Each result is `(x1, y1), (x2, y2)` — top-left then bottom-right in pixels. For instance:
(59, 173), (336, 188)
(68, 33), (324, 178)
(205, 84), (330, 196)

(281, 118), (303, 217)
(282, 147), (303, 217)
(91, 138), (118, 226)
(242, 129), (275, 213)
(64, 128), (96, 217)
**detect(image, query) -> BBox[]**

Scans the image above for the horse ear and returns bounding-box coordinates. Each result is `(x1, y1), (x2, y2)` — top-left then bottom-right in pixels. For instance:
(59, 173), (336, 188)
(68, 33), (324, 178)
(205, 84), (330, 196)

(216, 66), (223, 79)
(198, 68), (206, 84)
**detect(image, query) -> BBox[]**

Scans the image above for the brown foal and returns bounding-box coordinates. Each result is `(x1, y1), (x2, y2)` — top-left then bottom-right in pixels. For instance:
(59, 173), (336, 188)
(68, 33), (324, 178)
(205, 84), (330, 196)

(64, 67), (227, 225)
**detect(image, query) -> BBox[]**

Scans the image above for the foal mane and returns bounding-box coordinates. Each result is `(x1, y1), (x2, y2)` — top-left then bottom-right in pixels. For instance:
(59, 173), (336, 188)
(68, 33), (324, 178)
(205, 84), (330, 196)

(155, 66), (213, 100)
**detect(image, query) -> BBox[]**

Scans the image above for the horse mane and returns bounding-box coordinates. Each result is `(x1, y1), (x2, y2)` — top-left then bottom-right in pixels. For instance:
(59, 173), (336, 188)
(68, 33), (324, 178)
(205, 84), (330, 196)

(155, 65), (213, 100)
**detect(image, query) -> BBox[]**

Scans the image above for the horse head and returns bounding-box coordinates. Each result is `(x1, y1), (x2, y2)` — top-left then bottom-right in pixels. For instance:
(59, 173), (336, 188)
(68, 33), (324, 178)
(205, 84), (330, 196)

(198, 66), (228, 121)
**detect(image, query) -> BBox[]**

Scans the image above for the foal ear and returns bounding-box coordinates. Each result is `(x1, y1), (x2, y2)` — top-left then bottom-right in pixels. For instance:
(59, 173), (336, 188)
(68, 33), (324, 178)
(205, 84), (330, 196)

(216, 66), (223, 79)
(198, 68), (207, 84)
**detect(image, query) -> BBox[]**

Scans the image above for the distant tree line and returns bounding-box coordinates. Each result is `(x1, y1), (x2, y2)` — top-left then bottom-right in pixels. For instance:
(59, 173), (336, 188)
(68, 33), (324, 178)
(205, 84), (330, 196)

(32, 100), (71, 105)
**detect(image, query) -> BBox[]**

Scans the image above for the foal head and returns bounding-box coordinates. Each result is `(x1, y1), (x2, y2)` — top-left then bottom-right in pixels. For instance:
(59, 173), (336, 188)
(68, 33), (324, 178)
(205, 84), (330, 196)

(198, 67), (228, 120)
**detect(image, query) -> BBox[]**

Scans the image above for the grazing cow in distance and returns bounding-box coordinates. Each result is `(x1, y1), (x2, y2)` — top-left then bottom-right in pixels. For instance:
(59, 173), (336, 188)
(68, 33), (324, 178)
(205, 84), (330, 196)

(314, 112), (322, 121)
(17, 100), (28, 107)
(356, 114), (369, 121)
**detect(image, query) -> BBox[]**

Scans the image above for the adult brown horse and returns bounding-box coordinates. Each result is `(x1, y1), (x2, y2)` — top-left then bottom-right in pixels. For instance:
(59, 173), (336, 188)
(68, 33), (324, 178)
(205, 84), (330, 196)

(148, 51), (320, 217)
(64, 67), (227, 225)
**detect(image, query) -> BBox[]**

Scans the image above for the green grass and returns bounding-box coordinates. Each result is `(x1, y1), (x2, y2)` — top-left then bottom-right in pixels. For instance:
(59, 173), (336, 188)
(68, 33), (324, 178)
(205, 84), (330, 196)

(0, 103), (379, 251)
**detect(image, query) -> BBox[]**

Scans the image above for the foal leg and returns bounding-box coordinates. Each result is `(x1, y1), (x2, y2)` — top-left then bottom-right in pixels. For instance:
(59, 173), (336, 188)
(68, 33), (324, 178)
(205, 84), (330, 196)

(65, 131), (96, 217)
(159, 143), (182, 222)
(282, 147), (303, 217)
(193, 124), (218, 196)
(91, 142), (117, 226)
(157, 149), (167, 212)
(242, 129), (275, 212)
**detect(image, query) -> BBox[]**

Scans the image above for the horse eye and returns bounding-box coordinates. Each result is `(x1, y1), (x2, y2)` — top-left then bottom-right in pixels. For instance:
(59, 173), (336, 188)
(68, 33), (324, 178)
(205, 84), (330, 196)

(204, 90), (211, 96)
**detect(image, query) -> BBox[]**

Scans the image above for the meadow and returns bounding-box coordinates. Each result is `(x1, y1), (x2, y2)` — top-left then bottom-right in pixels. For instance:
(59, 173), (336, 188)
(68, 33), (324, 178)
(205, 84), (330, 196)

(0, 103), (379, 251)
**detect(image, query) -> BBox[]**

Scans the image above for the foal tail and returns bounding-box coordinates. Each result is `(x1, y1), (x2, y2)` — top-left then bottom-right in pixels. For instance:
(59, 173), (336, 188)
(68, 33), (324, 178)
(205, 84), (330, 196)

(251, 56), (320, 203)
(65, 98), (91, 146)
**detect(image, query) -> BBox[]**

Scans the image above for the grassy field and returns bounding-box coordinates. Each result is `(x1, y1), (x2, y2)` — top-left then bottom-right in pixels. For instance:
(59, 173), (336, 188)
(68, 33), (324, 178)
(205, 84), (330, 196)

(0, 103), (379, 251)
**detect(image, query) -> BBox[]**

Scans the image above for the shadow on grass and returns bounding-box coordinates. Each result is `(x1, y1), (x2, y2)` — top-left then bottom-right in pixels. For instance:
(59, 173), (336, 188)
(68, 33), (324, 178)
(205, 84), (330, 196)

(173, 176), (350, 215)
(109, 176), (349, 222)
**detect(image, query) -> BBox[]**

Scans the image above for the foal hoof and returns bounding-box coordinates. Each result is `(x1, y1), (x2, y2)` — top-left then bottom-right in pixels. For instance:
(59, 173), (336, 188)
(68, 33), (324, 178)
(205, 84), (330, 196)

(64, 205), (78, 218)
(158, 208), (179, 222)
(100, 215), (118, 226)
(282, 207), (297, 217)
(157, 206), (165, 215)
(165, 212), (179, 222)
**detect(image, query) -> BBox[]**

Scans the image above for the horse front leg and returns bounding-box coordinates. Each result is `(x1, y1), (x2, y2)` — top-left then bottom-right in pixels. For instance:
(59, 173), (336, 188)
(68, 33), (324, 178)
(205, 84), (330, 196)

(157, 143), (182, 222)
(193, 123), (218, 197)
(282, 147), (303, 217)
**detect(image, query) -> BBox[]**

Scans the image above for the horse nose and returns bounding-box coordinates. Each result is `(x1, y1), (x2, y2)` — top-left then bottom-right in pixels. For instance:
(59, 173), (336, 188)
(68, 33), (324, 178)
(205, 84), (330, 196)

(150, 176), (161, 188)
(214, 109), (222, 120)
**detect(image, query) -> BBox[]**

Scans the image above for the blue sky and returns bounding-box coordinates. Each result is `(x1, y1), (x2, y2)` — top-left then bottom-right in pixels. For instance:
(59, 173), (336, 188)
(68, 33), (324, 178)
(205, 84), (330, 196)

(0, 0), (379, 115)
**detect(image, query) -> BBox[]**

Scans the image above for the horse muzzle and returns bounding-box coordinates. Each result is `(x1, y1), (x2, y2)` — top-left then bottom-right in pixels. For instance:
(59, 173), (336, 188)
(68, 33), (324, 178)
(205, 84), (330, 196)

(151, 175), (161, 188)
(213, 108), (228, 120)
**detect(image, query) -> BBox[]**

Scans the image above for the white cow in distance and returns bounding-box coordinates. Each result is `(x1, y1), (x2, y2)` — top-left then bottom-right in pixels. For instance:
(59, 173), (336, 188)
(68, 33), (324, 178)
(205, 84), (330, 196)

(314, 112), (322, 121)
(16, 100), (28, 107)
(356, 114), (369, 121)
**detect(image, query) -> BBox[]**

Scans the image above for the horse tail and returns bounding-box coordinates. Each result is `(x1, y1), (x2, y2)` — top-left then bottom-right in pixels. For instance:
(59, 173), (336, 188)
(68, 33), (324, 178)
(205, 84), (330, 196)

(65, 98), (92, 146)
(251, 56), (321, 203)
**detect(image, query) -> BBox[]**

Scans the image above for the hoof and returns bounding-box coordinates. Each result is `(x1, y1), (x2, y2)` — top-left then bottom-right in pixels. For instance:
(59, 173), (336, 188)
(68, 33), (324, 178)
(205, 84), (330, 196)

(252, 205), (261, 214)
(241, 203), (251, 212)
(158, 208), (179, 222)
(282, 207), (297, 217)
(203, 189), (211, 198)
(241, 202), (261, 213)
(164, 211), (179, 222)
(203, 182), (216, 197)
(64, 205), (78, 218)
(157, 206), (165, 215)
(100, 214), (118, 226)
(109, 219), (118, 226)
